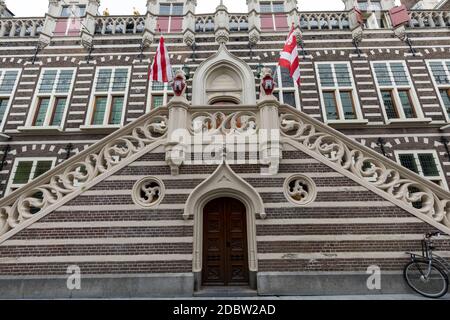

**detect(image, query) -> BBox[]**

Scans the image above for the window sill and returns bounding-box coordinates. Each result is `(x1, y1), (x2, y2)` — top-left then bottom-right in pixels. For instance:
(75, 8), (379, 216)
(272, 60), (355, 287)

(17, 126), (63, 133)
(386, 118), (432, 125)
(0, 133), (10, 141)
(326, 119), (369, 128)
(80, 125), (121, 134)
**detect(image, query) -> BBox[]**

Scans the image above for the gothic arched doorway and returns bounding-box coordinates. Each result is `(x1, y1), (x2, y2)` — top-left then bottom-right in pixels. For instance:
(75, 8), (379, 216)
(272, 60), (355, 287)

(202, 197), (249, 286)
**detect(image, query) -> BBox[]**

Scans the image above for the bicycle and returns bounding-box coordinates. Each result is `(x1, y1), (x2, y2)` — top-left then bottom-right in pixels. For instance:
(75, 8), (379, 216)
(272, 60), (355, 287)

(404, 232), (450, 298)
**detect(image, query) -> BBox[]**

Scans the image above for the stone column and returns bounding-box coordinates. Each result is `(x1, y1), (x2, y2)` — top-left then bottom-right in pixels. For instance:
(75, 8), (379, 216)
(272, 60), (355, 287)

(247, 0), (261, 45)
(214, 1), (230, 45)
(81, 0), (100, 49)
(143, 0), (158, 47)
(165, 71), (190, 176)
(183, 0), (197, 46)
(258, 68), (282, 175)
(38, 0), (61, 48)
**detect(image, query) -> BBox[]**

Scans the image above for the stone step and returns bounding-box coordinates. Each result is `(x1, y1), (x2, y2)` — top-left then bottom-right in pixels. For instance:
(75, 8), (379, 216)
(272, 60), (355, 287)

(194, 286), (258, 297)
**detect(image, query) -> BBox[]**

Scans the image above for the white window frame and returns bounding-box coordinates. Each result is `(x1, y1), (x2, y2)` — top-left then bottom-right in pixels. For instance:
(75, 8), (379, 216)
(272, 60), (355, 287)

(264, 64), (301, 110)
(0, 68), (21, 132)
(24, 67), (76, 130)
(394, 150), (448, 191)
(6, 157), (57, 195)
(84, 66), (131, 128)
(426, 59), (450, 122)
(146, 65), (180, 112)
(371, 60), (427, 124)
(315, 61), (365, 123)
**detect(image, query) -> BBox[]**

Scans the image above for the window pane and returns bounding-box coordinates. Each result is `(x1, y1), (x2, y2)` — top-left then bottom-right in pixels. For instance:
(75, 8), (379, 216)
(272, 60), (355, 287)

(0, 98), (9, 126)
(340, 91), (356, 120)
(92, 96), (107, 125)
(318, 64), (334, 87)
(33, 161), (53, 179)
(39, 70), (58, 93)
(323, 91), (339, 120)
(50, 98), (67, 126)
(160, 4), (171, 15)
(283, 92), (296, 107)
(418, 154), (439, 177)
(430, 62), (448, 85)
(56, 70), (74, 93)
(260, 3), (272, 13)
(33, 98), (50, 126)
(172, 4), (184, 15)
(381, 90), (398, 119)
(112, 68), (128, 92)
(13, 161), (33, 184)
(374, 63), (392, 86)
(272, 2), (285, 12)
(109, 96), (124, 125)
(398, 90), (416, 118)
(440, 89), (450, 117)
(335, 64), (352, 87)
(281, 67), (293, 87)
(399, 154), (419, 174)
(391, 62), (409, 86)
(96, 69), (112, 91)
(61, 6), (71, 17)
(0, 70), (19, 94)
(151, 95), (164, 109)
(152, 81), (165, 91)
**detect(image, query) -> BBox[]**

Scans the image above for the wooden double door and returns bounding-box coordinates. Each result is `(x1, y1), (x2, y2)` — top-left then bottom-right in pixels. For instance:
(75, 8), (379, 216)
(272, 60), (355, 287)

(202, 198), (249, 286)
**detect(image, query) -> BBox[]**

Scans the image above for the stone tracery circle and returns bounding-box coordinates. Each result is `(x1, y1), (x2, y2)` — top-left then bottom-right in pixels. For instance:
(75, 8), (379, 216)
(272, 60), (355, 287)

(132, 177), (165, 208)
(283, 174), (317, 206)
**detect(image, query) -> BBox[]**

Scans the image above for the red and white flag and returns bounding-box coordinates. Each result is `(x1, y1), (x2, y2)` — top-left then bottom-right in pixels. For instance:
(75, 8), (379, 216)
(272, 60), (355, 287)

(279, 26), (301, 85)
(149, 35), (173, 83)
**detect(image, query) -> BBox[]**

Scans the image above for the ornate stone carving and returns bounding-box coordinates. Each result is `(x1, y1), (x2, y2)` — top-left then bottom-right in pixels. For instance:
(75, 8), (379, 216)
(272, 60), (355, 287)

(0, 110), (168, 237)
(132, 177), (165, 208)
(284, 174), (317, 205)
(215, 29), (229, 45)
(183, 29), (195, 47)
(279, 109), (450, 228)
(191, 111), (258, 136)
(248, 29), (260, 45)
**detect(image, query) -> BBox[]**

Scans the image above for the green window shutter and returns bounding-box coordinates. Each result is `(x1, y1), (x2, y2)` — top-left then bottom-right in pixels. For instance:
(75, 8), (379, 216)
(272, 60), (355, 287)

(34, 98), (50, 126)
(323, 91), (338, 120)
(13, 161), (33, 184)
(339, 91), (356, 120)
(50, 98), (67, 126)
(418, 154), (439, 177)
(92, 96), (107, 125)
(109, 96), (124, 125)
(398, 91), (416, 118)
(33, 161), (53, 179)
(399, 154), (419, 174)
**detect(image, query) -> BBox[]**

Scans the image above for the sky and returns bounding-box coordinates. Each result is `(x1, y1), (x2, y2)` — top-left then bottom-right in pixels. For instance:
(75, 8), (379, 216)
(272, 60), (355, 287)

(5, 0), (405, 17)
(6, 0), (348, 17)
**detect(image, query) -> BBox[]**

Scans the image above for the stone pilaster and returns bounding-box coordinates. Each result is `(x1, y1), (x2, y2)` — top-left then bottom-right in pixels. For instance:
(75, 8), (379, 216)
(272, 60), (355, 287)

(247, 0), (261, 45)
(143, 0), (158, 47)
(214, 2), (229, 45)
(81, 0), (100, 49)
(183, 0), (197, 46)
(38, 0), (60, 48)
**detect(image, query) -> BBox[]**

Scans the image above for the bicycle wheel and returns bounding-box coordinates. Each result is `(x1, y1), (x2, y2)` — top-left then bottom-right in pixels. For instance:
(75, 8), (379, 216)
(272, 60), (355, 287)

(404, 261), (449, 298)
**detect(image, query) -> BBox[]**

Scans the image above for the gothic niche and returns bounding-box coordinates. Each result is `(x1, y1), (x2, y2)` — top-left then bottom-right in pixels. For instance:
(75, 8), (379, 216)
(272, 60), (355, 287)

(132, 177), (165, 208)
(283, 174), (317, 206)
(205, 66), (243, 105)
